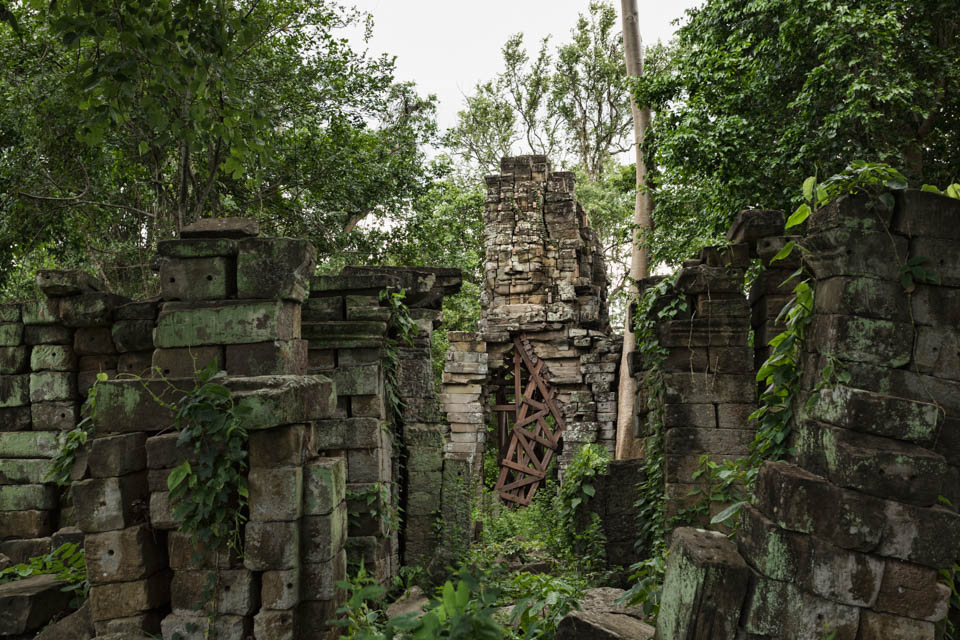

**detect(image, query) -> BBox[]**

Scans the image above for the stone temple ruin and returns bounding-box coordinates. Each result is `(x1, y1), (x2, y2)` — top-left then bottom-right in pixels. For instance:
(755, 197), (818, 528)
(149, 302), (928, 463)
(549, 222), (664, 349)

(0, 155), (958, 639)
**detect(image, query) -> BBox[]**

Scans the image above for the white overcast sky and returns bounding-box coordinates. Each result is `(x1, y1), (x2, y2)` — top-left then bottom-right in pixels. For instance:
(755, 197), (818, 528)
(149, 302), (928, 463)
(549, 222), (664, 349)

(342, 1), (703, 133)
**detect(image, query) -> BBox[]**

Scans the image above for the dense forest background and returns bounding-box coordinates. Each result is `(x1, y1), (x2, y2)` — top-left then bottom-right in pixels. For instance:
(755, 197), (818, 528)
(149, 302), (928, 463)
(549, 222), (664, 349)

(1, 0), (958, 339)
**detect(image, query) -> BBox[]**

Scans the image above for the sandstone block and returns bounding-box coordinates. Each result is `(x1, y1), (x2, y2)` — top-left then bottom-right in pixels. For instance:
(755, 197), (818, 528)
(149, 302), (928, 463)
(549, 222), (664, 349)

(0, 374), (30, 407)
(813, 275), (910, 322)
(85, 523), (166, 584)
(249, 466), (303, 521)
(254, 608), (296, 640)
(0, 322), (24, 347)
(248, 424), (311, 467)
(302, 297), (343, 322)
(262, 568), (300, 610)
(151, 346), (223, 378)
(664, 427), (754, 456)
(117, 351), (154, 376)
(229, 374), (336, 429)
(166, 530), (240, 570)
(0, 510), (54, 538)
(303, 458), (346, 517)
(160, 256), (235, 300)
(808, 314), (912, 368)
(73, 327), (116, 355)
(36, 270), (103, 296)
(29, 371), (76, 403)
(804, 227), (907, 281)
(741, 576), (860, 639)
(237, 237), (316, 302)
(0, 303), (21, 323)
(180, 217), (259, 239)
(245, 520), (300, 570)
(301, 503), (347, 564)
(0, 431), (60, 458)
(0, 458), (53, 484)
(60, 293), (128, 328)
(91, 379), (184, 433)
(0, 346), (29, 375)
(89, 570), (170, 621)
(857, 610), (935, 640)
(301, 549), (346, 602)
(157, 238), (238, 258)
(875, 559), (951, 622)
(115, 300), (160, 320)
(171, 569), (257, 616)
(154, 300), (300, 347)
(0, 574), (73, 634)
(656, 527), (749, 640)
(111, 320), (155, 353)
(808, 385), (941, 446)
(225, 339), (307, 376)
(0, 484), (58, 511)
(73, 473), (148, 532)
(24, 325), (72, 345)
(89, 432), (147, 478)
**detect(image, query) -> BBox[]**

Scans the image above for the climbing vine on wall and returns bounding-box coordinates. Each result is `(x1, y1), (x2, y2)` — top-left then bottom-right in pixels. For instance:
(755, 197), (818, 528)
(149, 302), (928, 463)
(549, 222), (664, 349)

(164, 362), (251, 555)
(380, 287), (419, 420)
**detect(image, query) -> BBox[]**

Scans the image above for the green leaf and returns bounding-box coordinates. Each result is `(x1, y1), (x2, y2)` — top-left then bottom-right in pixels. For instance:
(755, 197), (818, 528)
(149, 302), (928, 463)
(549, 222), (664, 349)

(802, 176), (816, 201)
(785, 204), (811, 230)
(946, 184), (960, 200)
(920, 184), (941, 194)
(769, 240), (797, 263)
(167, 461), (191, 491)
(582, 483), (595, 497)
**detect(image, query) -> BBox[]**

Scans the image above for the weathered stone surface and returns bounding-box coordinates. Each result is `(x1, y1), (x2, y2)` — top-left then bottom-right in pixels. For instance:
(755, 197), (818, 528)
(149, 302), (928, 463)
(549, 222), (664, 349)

(0, 431), (60, 458)
(302, 297), (343, 322)
(237, 237), (316, 302)
(857, 610), (935, 640)
(34, 601), (93, 640)
(738, 504), (882, 607)
(225, 339), (307, 376)
(30, 345), (76, 372)
(813, 276), (910, 322)
(0, 322), (24, 347)
(85, 524), (166, 584)
(662, 373), (755, 405)
(248, 424), (312, 468)
(25, 325), (73, 345)
(151, 346), (223, 378)
(556, 611), (654, 640)
(0, 346), (29, 375)
(249, 466), (303, 521)
(0, 374), (30, 407)
(301, 503), (347, 564)
(60, 293), (128, 328)
(180, 217), (259, 239)
(91, 379), (185, 433)
(228, 375), (337, 430)
(0, 303), (21, 323)
(262, 568), (300, 610)
(0, 574), (74, 635)
(664, 428), (754, 456)
(755, 462), (960, 567)
(21, 300), (59, 325)
(36, 269), (103, 296)
(155, 299), (300, 347)
(171, 569), (257, 616)
(149, 491), (176, 529)
(303, 458), (346, 516)
(0, 510), (54, 538)
(117, 351), (154, 376)
(161, 612), (252, 640)
(92, 614), (163, 636)
(111, 320), (155, 353)
(819, 423), (950, 506)
(741, 576), (860, 640)
(72, 473), (148, 532)
(115, 300), (160, 321)
(804, 227), (907, 281)
(914, 325), (960, 380)
(0, 483), (58, 511)
(157, 238), (238, 258)
(89, 433), (148, 478)
(0, 404), (32, 431)
(808, 314), (912, 367)
(73, 327), (116, 355)
(0, 458), (53, 484)
(253, 608), (296, 640)
(301, 549), (346, 601)
(89, 571), (170, 621)
(30, 371), (77, 402)
(726, 209), (786, 247)
(159, 256), (235, 301)
(244, 520), (300, 570)
(874, 559), (951, 622)
(166, 530), (239, 570)
(656, 527), (749, 640)
(808, 385), (942, 446)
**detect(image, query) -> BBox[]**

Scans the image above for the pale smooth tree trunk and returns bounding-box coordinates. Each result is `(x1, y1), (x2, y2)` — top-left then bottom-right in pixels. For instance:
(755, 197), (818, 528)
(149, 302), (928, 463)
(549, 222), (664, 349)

(616, 0), (653, 459)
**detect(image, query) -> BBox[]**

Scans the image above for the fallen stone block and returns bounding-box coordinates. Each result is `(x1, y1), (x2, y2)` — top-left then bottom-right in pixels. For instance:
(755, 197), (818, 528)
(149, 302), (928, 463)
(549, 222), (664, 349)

(0, 574), (74, 635)
(655, 527), (749, 640)
(556, 610), (654, 640)
(34, 601), (94, 640)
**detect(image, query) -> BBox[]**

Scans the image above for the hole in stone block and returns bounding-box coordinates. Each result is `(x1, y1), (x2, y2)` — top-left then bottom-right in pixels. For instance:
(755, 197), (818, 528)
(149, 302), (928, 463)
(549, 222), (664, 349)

(107, 549), (114, 556)
(206, 275), (213, 281)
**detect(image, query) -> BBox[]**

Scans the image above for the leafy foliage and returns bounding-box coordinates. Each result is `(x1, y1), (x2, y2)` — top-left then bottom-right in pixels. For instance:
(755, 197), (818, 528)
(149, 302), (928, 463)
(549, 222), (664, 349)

(164, 363), (250, 555)
(47, 372), (107, 489)
(0, 543), (88, 607)
(638, 0), (960, 267)
(381, 288), (419, 420)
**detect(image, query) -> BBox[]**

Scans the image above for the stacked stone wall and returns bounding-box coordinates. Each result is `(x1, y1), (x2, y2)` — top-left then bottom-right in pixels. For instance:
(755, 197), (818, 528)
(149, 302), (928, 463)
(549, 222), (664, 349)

(655, 190), (960, 639)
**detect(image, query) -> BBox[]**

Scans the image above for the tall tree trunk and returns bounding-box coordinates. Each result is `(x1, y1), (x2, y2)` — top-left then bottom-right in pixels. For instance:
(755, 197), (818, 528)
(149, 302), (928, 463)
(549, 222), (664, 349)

(616, 0), (653, 459)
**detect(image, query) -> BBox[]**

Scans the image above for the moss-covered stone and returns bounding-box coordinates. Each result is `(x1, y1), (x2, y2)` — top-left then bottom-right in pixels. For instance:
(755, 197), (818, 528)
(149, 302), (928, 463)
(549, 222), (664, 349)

(237, 237), (316, 302)
(0, 303), (21, 323)
(159, 256), (235, 301)
(20, 300), (60, 325)
(24, 325), (72, 346)
(0, 347), (29, 375)
(0, 484), (58, 511)
(35, 269), (103, 296)
(60, 293), (128, 328)
(224, 339), (307, 376)
(30, 402), (78, 432)
(228, 375), (336, 430)
(0, 459), (53, 484)
(156, 238), (238, 258)
(111, 320), (155, 353)
(29, 345), (76, 372)
(809, 385), (941, 446)
(0, 323), (24, 347)
(154, 300), (300, 347)
(91, 379), (184, 434)
(29, 372), (77, 403)
(0, 375), (30, 407)
(303, 457), (346, 516)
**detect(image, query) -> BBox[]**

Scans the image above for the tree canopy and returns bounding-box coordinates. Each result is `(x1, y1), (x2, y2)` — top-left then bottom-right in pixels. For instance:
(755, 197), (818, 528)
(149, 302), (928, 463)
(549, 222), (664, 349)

(638, 0), (960, 265)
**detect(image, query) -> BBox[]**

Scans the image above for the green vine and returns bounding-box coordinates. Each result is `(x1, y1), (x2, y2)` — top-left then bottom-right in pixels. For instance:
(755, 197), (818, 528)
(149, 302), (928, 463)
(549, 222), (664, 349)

(164, 362), (251, 556)
(556, 443), (609, 576)
(47, 372), (107, 490)
(347, 482), (401, 534)
(0, 542), (88, 607)
(380, 287), (419, 420)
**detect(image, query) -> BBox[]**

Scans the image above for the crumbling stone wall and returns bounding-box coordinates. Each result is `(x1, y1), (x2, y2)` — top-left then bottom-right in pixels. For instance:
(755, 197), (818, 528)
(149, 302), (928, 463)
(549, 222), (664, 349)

(0, 219), (460, 639)
(440, 156), (620, 490)
(630, 245), (757, 525)
(655, 190), (960, 639)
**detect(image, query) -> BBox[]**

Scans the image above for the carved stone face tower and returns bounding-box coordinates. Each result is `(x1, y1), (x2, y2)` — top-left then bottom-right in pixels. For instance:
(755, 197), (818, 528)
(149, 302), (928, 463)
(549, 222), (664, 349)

(441, 156), (620, 505)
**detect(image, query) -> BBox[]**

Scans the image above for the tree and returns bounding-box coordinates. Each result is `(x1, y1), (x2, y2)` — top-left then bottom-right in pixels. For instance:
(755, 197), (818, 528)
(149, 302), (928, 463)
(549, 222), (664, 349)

(638, 0), (960, 266)
(615, 0), (653, 459)
(0, 0), (436, 295)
